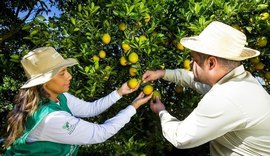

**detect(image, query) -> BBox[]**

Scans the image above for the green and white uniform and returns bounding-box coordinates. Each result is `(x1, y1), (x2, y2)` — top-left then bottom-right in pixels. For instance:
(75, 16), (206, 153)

(6, 90), (136, 155)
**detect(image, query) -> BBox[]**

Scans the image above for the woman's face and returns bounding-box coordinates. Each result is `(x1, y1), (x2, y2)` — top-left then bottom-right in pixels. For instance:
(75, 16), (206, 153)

(44, 67), (72, 101)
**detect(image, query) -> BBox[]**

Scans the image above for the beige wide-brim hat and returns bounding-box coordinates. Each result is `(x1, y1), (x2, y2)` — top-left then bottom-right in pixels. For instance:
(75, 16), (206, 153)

(21, 47), (78, 88)
(180, 21), (260, 61)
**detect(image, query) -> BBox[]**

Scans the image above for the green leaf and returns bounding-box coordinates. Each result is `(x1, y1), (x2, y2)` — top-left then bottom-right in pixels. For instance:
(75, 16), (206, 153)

(10, 54), (19, 60)
(194, 3), (201, 15)
(30, 30), (39, 36)
(22, 25), (31, 30)
(85, 66), (90, 73)
(36, 15), (46, 21)
(78, 4), (82, 12)
(257, 4), (268, 10)
(70, 17), (76, 25)
(74, 28), (80, 31)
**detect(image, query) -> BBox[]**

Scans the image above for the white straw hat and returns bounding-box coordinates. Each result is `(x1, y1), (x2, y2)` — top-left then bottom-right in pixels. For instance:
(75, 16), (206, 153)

(21, 47), (78, 88)
(180, 21), (260, 61)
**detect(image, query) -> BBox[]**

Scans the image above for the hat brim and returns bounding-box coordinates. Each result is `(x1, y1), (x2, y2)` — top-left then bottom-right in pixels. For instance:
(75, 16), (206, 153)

(21, 58), (78, 89)
(180, 36), (260, 61)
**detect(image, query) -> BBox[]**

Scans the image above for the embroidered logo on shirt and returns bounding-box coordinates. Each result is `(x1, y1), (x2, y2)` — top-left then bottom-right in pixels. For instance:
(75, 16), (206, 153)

(62, 118), (80, 135)
(65, 145), (78, 156)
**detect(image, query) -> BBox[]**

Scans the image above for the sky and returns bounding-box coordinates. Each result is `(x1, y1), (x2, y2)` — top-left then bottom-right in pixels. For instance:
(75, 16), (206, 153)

(18, 0), (62, 21)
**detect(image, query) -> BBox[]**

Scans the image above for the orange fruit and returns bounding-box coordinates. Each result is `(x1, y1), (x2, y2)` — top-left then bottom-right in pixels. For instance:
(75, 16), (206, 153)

(98, 50), (106, 59)
(122, 43), (131, 53)
(143, 85), (153, 95)
(250, 57), (260, 64)
(139, 35), (147, 42)
(129, 67), (137, 76)
(105, 65), (111, 71)
(183, 59), (191, 70)
(260, 12), (270, 20)
(103, 75), (109, 80)
(255, 62), (265, 70)
(136, 21), (142, 29)
(92, 55), (100, 62)
(159, 63), (165, 69)
(265, 72), (270, 80)
(257, 36), (267, 47)
(128, 52), (139, 63)
(118, 22), (127, 31)
(152, 90), (161, 100)
(144, 13), (151, 23)
(176, 42), (184, 50)
(232, 24), (241, 31)
(120, 56), (128, 66)
(175, 85), (183, 93)
(128, 78), (139, 89)
(102, 33), (111, 44)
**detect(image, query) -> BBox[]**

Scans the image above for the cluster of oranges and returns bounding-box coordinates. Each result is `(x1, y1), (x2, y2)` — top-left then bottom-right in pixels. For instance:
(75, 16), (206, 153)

(117, 19), (161, 100)
(250, 56), (270, 82)
(119, 20), (162, 100)
(92, 33), (111, 61)
(93, 13), (199, 100)
(127, 78), (161, 100)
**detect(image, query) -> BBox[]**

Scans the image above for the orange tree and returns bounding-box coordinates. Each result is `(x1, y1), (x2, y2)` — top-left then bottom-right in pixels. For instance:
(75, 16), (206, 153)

(1, 0), (270, 155)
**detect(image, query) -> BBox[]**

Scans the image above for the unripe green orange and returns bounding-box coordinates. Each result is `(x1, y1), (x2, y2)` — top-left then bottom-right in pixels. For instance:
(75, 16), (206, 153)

(139, 35), (147, 42)
(144, 13), (151, 23)
(250, 57), (260, 64)
(259, 12), (270, 20)
(152, 90), (161, 100)
(257, 36), (267, 47)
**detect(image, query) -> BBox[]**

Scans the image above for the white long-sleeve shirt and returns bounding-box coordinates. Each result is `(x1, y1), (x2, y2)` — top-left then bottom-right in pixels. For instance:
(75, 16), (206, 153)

(27, 90), (136, 145)
(160, 65), (270, 155)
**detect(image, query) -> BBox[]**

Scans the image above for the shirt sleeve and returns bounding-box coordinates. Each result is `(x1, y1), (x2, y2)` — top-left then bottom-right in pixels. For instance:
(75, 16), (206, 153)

(159, 94), (246, 149)
(163, 69), (211, 94)
(27, 105), (136, 145)
(64, 90), (122, 117)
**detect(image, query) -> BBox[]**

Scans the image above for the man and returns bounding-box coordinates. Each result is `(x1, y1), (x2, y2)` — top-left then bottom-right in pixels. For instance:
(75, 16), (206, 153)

(142, 21), (270, 155)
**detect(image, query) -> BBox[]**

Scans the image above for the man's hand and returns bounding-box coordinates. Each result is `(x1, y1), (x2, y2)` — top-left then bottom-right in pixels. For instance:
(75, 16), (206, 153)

(150, 96), (166, 114)
(142, 70), (165, 83)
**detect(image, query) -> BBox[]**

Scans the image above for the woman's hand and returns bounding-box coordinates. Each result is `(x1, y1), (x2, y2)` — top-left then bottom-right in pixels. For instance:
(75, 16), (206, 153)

(132, 92), (152, 109)
(117, 81), (140, 96)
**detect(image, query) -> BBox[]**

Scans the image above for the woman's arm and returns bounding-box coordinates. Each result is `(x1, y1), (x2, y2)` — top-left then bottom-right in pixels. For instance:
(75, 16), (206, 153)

(27, 105), (136, 145)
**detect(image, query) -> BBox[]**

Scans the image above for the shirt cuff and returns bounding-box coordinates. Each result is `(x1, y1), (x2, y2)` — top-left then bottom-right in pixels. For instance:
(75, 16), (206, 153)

(159, 110), (169, 118)
(111, 90), (122, 102)
(125, 105), (137, 116)
(163, 69), (176, 81)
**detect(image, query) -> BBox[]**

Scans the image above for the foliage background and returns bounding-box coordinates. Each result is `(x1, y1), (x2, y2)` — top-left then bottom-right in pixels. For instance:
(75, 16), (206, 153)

(1, 0), (269, 155)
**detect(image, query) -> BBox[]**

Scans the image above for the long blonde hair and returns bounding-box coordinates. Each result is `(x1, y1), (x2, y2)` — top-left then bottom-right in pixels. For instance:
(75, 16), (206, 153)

(4, 85), (49, 147)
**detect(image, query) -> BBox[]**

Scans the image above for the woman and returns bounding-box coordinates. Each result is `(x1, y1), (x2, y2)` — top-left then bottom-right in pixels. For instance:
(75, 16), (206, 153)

(4, 47), (152, 155)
